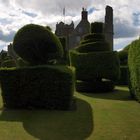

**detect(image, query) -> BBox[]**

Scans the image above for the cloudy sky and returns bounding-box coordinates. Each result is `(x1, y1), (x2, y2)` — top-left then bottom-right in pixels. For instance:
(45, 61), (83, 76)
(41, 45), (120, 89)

(0, 0), (140, 51)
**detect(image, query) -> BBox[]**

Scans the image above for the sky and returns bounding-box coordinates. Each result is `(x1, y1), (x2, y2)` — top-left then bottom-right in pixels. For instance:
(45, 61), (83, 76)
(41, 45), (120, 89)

(0, 0), (140, 51)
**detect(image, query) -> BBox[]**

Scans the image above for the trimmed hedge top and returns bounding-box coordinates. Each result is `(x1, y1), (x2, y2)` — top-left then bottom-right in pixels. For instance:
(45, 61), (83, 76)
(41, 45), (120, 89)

(70, 49), (120, 81)
(91, 22), (104, 33)
(76, 22), (110, 53)
(13, 24), (63, 65)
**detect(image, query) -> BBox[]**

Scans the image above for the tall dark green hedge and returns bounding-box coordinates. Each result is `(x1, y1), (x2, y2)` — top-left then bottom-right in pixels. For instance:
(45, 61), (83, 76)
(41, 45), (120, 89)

(70, 50), (119, 81)
(0, 65), (75, 109)
(69, 22), (120, 92)
(128, 39), (140, 102)
(13, 24), (63, 65)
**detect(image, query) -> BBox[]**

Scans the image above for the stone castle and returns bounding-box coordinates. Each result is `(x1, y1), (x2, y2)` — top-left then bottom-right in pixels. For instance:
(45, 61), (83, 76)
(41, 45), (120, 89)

(55, 5), (113, 51)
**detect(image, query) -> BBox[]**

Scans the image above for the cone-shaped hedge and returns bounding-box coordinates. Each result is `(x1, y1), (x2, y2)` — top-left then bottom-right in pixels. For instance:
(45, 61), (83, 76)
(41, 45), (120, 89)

(70, 22), (120, 92)
(13, 24), (63, 65)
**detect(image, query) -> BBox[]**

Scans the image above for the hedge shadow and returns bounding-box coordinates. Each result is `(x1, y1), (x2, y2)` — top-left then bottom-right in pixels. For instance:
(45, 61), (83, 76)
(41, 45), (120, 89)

(0, 98), (93, 140)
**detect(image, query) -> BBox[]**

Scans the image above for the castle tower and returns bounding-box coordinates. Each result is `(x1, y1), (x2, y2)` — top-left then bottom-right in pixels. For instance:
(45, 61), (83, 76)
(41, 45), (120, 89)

(104, 5), (113, 51)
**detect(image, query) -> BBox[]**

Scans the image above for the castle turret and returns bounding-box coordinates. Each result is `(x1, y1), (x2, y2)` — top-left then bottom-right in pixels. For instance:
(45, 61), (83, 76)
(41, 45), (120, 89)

(104, 5), (113, 51)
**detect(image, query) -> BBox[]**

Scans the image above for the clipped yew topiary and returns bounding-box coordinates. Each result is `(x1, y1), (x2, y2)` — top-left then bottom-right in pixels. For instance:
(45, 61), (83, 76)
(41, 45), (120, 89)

(0, 65), (75, 109)
(0, 24), (75, 110)
(13, 24), (63, 65)
(128, 38), (140, 102)
(70, 22), (120, 92)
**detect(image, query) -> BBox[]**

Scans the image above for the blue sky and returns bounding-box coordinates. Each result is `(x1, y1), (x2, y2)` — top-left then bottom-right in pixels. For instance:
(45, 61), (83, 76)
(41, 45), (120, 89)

(0, 0), (140, 51)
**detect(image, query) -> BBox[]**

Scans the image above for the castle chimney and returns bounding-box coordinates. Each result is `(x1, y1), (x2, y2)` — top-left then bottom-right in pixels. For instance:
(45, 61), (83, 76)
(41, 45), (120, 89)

(82, 7), (88, 20)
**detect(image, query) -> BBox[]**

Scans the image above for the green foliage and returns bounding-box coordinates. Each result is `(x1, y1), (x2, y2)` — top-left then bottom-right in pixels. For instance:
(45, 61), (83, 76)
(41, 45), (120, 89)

(118, 50), (128, 65)
(70, 50), (120, 81)
(0, 65), (75, 109)
(46, 26), (52, 31)
(76, 80), (114, 92)
(116, 66), (129, 85)
(1, 59), (16, 68)
(69, 22), (120, 92)
(128, 39), (140, 102)
(91, 22), (104, 33)
(76, 41), (110, 52)
(13, 24), (63, 65)
(84, 33), (105, 40)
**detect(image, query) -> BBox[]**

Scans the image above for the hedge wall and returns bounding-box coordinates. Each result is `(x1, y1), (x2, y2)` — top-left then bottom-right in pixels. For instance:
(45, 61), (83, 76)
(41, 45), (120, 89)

(70, 50), (120, 81)
(0, 65), (75, 109)
(128, 39), (140, 102)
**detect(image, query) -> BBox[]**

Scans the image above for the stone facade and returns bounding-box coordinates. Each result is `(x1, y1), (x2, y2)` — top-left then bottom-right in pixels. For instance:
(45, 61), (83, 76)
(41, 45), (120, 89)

(55, 8), (90, 49)
(104, 5), (113, 51)
(56, 6), (113, 50)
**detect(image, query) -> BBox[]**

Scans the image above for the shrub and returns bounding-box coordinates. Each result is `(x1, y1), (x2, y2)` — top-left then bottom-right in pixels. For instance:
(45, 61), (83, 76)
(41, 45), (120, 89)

(76, 41), (110, 52)
(91, 22), (104, 33)
(128, 39), (140, 102)
(69, 22), (120, 92)
(70, 50), (120, 81)
(84, 33), (105, 40)
(116, 66), (129, 85)
(80, 38), (103, 45)
(76, 80), (114, 92)
(0, 65), (75, 109)
(118, 50), (128, 65)
(1, 59), (16, 68)
(13, 24), (63, 65)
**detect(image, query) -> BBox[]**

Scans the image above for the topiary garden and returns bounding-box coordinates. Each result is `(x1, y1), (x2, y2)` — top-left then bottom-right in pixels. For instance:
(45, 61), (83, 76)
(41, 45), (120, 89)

(0, 24), (75, 109)
(70, 22), (120, 92)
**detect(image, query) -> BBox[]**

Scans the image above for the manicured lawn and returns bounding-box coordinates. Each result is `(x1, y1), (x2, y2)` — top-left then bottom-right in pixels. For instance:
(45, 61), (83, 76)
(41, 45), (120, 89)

(0, 86), (140, 140)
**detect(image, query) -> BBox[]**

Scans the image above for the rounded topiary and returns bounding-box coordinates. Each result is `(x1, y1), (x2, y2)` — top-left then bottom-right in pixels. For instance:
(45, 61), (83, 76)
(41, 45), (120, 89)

(83, 33), (105, 40)
(77, 41), (110, 52)
(77, 22), (110, 53)
(91, 22), (104, 33)
(13, 24), (63, 65)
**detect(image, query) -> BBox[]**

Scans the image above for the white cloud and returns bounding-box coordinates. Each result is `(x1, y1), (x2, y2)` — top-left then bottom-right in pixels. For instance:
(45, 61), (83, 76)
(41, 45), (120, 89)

(0, 0), (140, 51)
